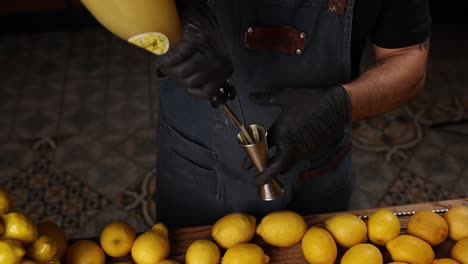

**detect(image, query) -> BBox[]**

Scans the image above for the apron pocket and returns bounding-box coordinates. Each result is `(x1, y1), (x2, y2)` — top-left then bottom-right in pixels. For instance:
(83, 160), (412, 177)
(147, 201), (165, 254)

(167, 148), (218, 196)
(158, 118), (220, 197)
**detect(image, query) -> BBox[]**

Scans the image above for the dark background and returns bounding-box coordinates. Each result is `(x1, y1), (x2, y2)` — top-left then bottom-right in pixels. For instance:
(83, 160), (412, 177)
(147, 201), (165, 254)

(0, 0), (467, 33)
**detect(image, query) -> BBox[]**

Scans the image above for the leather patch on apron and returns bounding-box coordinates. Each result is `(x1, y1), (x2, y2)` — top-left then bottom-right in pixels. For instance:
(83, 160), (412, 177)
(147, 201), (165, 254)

(244, 27), (307, 56)
(328, 0), (347, 15)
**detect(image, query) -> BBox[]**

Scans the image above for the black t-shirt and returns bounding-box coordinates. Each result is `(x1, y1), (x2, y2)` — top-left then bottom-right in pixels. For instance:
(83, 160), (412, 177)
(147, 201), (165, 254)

(351, 0), (432, 77)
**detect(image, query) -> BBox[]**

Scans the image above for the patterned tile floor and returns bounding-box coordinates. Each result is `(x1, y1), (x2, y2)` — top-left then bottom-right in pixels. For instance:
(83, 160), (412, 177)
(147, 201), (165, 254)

(0, 19), (467, 239)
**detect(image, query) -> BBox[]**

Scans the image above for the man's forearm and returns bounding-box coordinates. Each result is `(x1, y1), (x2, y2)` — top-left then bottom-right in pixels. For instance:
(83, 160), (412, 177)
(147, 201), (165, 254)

(343, 40), (430, 121)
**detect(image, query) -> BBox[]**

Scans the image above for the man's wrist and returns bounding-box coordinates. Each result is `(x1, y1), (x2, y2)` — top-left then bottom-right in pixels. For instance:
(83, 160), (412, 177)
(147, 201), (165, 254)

(342, 84), (356, 122)
(339, 85), (353, 123)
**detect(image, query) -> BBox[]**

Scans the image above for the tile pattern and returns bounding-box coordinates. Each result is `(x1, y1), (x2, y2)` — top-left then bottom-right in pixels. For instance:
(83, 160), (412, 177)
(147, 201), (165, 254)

(0, 112), (13, 139)
(86, 151), (146, 204)
(453, 167), (468, 196)
(0, 140), (35, 182)
(64, 78), (107, 106)
(1, 157), (109, 236)
(13, 107), (60, 139)
(351, 148), (399, 203)
(352, 106), (422, 162)
(58, 103), (106, 136)
(0, 137), (154, 238)
(406, 140), (465, 190)
(79, 205), (149, 238)
(118, 128), (157, 169)
(0, 81), (21, 113)
(106, 100), (151, 133)
(379, 170), (463, 207)
(21, 82), (63, 110)
(55, 135), (105, 180)
(108, 74), (149, 102)
(122, 169), (157, 228)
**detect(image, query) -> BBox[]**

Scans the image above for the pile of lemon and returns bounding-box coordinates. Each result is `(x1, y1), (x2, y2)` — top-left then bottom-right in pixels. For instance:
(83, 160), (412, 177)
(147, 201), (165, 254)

(0, 189), (68, 264)
(185, 206), (468, 264)
(305, 206), (468, 264)
(65, 221), (173, 264)
(2, 184), (468, 264)
(0, 187), (175, 264)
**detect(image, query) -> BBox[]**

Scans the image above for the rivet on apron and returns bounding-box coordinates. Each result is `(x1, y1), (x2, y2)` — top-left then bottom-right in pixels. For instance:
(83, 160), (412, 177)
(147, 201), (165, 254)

(296, 49), (303, 55)
(300, 32), (307, 39)
(331, 2), (342, 12)
(247, 27), (254, 33)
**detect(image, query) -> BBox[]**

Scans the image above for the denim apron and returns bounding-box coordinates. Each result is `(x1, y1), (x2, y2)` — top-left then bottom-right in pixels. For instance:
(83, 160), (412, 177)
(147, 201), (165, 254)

(155, 0), (356, 228)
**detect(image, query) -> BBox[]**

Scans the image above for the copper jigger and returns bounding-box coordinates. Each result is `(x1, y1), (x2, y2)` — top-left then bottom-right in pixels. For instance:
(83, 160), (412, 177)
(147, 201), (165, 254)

(237, 125), (284, 201)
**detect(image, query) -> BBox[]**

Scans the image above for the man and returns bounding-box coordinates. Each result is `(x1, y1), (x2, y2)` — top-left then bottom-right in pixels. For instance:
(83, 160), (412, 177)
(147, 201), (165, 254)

(154, 0), (431, 228)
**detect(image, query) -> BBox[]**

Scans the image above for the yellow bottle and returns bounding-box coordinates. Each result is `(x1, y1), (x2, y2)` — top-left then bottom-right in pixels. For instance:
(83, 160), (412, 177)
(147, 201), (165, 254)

(80, 0), (182, 55)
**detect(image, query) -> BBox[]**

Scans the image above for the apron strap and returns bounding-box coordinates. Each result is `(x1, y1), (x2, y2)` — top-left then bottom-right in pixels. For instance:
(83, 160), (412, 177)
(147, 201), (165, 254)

(298, 141), (352, 181)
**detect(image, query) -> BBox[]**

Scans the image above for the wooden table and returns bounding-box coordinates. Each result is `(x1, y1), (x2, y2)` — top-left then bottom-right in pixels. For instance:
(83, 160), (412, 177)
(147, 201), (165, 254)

(104, 198), (468, 264)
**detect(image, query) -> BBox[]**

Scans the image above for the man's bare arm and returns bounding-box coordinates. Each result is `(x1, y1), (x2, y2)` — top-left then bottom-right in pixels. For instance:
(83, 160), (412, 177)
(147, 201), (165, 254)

(343, 39), (430, 121)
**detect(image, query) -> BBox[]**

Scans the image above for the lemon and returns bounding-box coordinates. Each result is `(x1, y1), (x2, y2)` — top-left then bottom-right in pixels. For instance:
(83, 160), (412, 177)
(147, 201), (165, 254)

(0, 221), (4, 236)
(221, 243), (269, 264)
(66, 239), (105, 264)
(212, 212), (256, 249)
(27, 235), (58, 263)
(433, 259), (461, 264)
(49, 257), (61, 264)
(340, 243), (383, 264)
(367, 209), (400, 246)
(131, 229), (170, 264)
(325, 213), (367, 248)
(444, 205), (468, 241)
(152, 223), (169, 239)
(2, 212), (38, 243)
(0, 189), (10, 214)
(50, 257), (60, 264)
(407, 211), (448, 246)
(387, 263), (408, 264)
(185, 239), (220, 264)
(100, 221), (136, 258)
(256, 211), (307, 247)
(451, 236), (468, 263)
(386, 235), (434, 264)
(37, 221), (68, 260)
(301, 227), (337, 264)
(158, 260), (180, 264)
(21, 260), (38, 264)
(25, 258), (60, 264)
(0, 239), (25, 264)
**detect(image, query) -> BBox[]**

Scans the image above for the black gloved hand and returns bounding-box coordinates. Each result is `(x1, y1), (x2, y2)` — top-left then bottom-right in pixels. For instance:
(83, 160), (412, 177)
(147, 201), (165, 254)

(249, 86), (351, 186)
(154, 0), (233, 101)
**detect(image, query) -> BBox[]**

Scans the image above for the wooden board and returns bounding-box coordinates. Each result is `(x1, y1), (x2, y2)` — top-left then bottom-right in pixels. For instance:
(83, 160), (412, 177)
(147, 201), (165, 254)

(90, 198), (468, 263)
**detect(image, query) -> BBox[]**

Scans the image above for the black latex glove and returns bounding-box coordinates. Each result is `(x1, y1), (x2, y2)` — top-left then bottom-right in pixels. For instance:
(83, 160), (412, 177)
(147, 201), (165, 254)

(154, 0), (233, 101)
(249, 86), (352, 186)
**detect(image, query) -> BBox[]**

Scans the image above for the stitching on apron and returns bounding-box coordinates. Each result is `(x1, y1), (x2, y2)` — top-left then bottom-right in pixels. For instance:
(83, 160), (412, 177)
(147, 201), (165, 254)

(168, 148), (215, 173)
(343, 0), (355, 83)
(160, 117), (215, 154)
(166, 149), (219, 197)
